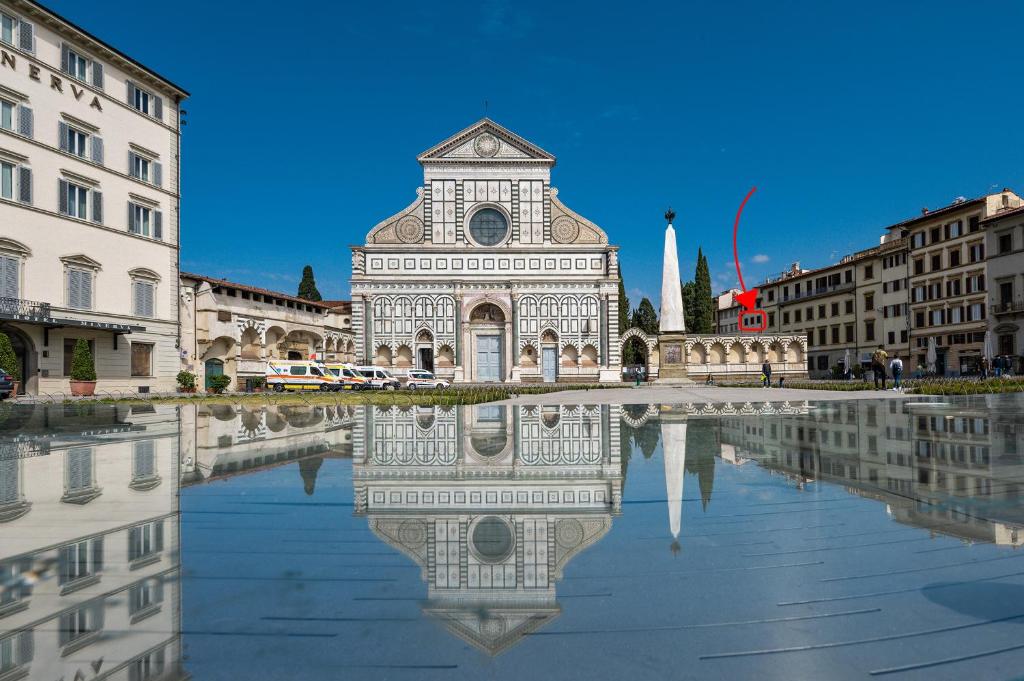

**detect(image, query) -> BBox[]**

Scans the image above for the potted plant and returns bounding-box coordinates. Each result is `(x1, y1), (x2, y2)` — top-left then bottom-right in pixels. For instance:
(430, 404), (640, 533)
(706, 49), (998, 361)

(177, 370), (197, 393)
(250, 376), (266, 393)
(69, 338), (97, 396)
(207, 374), (231, 394)
(0, 332), (20, 396)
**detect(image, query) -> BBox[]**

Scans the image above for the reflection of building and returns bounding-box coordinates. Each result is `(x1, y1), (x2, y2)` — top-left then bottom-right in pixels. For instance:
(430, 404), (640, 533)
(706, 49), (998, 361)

(350, 119), (622, 384)
(984, 205), (1024, 368)
(352, 403), (622, 653)
(0, 403), (185, 679)
(179, 404), (353, 488)
(179, 272), (355, 391)
(719, 398), (1024, 545)
(0, 0), (188, 395)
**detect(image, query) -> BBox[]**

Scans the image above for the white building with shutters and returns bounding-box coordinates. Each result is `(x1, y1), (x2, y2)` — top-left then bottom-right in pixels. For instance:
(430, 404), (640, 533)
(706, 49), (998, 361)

(351, 119), (622, 384)
(0, 0), (187, 394)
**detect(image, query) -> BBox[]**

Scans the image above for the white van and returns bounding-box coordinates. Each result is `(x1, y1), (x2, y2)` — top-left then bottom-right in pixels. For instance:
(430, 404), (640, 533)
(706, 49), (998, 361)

(266, 360), (342, 392)
(356, 366), (401, 390)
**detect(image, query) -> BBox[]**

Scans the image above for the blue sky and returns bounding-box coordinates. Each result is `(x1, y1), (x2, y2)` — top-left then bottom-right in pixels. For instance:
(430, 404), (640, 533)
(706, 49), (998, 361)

(48, 0), (1024, 307)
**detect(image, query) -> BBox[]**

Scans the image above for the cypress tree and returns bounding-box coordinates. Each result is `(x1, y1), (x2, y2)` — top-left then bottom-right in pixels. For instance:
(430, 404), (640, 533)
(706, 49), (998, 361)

(681, 280), (697, 333)
(617, 273), (630, 333)
(70, 339), (96, 381)
(297, 265), (322, 302)
(631, 297), (659, 335)
(692, 248), (714, 333)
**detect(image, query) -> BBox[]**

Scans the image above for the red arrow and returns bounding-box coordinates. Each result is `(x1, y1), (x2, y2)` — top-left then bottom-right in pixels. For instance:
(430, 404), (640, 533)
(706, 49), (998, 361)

(732, 187), (759, 311)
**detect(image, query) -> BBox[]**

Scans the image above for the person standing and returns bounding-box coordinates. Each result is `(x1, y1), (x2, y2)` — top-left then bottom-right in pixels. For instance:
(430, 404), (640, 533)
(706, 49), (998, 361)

(872, 345), (888, 390)
(981, 357), (990, 379)
(761, 360), (772, 388)
(890, 355), (904, 391)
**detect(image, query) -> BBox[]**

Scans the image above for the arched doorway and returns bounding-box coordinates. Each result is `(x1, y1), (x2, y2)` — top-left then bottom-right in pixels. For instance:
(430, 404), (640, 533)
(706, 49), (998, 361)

(204, 358), (224, 391)
(620, 328), (651, 382)
(415, 330), (434, 372)
(469, 302), (506, 382)
(0, 325), (36, 395)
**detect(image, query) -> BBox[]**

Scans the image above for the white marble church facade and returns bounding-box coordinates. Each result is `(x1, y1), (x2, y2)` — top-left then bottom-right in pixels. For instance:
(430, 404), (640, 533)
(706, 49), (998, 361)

(350, 119), (621, 383)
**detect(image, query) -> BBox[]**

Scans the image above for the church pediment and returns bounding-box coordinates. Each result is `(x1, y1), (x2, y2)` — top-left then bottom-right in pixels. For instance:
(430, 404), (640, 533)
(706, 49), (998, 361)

(418, 118), (556, 166)
(366, 188), (426, 244)
(550, 188), (609, 244)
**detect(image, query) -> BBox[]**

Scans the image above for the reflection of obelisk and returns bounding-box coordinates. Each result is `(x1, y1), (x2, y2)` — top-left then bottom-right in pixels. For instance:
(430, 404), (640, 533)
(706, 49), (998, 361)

(656, 209), (692, 383)
(661, 414), (687, 554)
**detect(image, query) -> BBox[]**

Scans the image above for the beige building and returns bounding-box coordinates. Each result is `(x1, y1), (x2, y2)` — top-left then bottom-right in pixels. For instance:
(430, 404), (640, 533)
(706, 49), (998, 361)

(714, 288), (742, 334)
(0, 0), (187, 394)
(179, 272), (354, 392)
(898, 191), (1021, 375)
(983, 204), (1024, 370)
(0, 403), (185, 679)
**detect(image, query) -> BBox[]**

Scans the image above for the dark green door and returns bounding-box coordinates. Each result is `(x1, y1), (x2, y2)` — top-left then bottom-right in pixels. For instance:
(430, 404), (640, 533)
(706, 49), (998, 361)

(205, 359), (224, 390)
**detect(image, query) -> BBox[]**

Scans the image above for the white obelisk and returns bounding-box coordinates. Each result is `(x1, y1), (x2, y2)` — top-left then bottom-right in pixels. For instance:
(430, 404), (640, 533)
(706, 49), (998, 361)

(660, 208), (685, 333)
(661, 417), (687, 554)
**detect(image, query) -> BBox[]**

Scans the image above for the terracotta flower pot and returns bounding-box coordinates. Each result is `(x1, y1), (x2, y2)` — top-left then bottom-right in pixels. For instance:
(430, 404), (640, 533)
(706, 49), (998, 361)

(11, 381), (20, 396)
(70, 380), (96, 397)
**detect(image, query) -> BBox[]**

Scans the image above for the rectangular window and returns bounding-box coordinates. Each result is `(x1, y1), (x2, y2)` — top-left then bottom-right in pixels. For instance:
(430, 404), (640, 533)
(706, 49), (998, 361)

(930, 227), (940, 244)
(969, 243), (984, 262)
(948, 220), (962, 238)
(999, 233), (1013, 254)
(59, 601), (103, 648)
(767, 290), (774, 302)
(845, 300), (853, 314)
(795, 310), (802, 323)
(831, 302), (838, 316)
(931, 254), (941, 271)
(0, 99), (12, 131)
(845, 324), (854, 343)
(806, 307), (813, 320)
(128, 578), (164, 617)
(130, 203), (152, 236)
(865, 320), (875, 341)
(65, 182), (88, 219)
(818, 304), (826, 318)
(66, 126), (87, 157)
(818, 328), (826, 345)
(831, 327), (839, 344)
(128, 521), (164, 563)
(864, 293), (874, 311)
(949, 249), (960, 267)
(0, 161), (11, 200)
(59, 538), (102, 586)
(864, 264), (874, 280)
(1, 12), (14, 46)
(130, 343), (153, 377)
(783, 311), (790, 325)
(66, 268), (93, 309)
(911, 232), (925, 249)
(888, 331), (895, 345)
(915, 311), (925, 327)
(130, 153), (150, 182)
(66, 48), (88, 80)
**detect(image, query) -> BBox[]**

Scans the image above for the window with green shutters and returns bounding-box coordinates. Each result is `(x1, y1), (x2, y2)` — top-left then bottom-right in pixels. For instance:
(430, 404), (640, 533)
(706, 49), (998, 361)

(128, 521), (164, 563)
(58, 537), (103, 586)
(66, 268), (93, 309)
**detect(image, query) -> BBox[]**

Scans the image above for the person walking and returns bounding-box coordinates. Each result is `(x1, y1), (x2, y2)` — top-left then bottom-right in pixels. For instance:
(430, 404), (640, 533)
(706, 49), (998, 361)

(981, 357), (990, 380)
(890, 355), (904, 391)
(871, 345), (888, 390)
(761, 360), (772, 388)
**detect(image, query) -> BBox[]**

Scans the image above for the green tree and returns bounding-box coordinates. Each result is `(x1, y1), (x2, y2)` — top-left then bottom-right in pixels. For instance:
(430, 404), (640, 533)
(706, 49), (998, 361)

(0, 332), (19, 382)
(617, 273), (630, 333)
(297, 265), (322, 302)
(631, 297), (659, 334)
(691, 248), (714, 333)
(681, 280), (697, 332)
(685, 420), (718, 511)
(70, 339), (96, 381)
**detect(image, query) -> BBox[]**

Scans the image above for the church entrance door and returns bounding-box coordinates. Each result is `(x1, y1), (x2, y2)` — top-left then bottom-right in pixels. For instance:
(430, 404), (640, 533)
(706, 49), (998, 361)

(477, 336), (501, 382)
(418, 347), (434, 372)
(542, 347), (557, 383)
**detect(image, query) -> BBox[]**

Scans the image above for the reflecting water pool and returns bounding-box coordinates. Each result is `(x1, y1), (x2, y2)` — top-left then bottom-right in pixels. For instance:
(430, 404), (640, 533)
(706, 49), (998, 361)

(2, 395), (1024, 680)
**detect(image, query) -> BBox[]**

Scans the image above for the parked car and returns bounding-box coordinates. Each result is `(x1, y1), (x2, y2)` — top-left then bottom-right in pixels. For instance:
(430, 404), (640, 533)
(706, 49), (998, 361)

(0, 372), (13, 399)
(266, 360), (343, 392)
(356, 366), (401, 390)
(402, 369), (449, 390)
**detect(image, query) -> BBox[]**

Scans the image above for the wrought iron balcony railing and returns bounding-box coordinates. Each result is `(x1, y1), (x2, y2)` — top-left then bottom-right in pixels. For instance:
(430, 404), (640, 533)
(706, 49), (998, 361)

(0, 297), (53, 321)
(991, 301), (1024, 316)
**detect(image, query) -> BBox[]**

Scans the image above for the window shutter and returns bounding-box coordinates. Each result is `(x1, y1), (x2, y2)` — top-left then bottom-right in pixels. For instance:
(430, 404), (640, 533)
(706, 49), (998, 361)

(17, 630), (33, 664)
(92, 190), (102, 224)
(17, 166), (31, 205)
(154, 577), (164, 604)
(128, 151), (137, 178)
(133, 281), (143, 315)
(17, 105), (32, 138)
(68, 270), (80, 308)
(147, 283), (155, 316)
(92, 538), (103, 572)
(60, 44), (69, 75)
(92, 61), (104, 89)
(58, 179), (69, 215)
(153, 96), (163, 121)
(154, 521), (164, 550)
(0, 255), (18, 298)
(81, 271), (92, 309)
(128, 202), (136, 232)
(18, 20), (33, 53)
(58, 121), (69, 152)
(154, 211), (162, 240)
(127, 81), (136, 106)
(90, 135), (103, 164)
(153, 162), (162, 187)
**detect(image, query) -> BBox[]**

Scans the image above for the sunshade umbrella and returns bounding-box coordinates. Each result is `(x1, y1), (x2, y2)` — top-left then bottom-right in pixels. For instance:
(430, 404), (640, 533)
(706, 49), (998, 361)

(983, 330), (994, 364)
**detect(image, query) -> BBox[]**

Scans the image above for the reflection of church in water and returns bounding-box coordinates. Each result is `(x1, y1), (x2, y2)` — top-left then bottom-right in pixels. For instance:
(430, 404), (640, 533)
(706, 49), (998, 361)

(352, 403), (623, 653)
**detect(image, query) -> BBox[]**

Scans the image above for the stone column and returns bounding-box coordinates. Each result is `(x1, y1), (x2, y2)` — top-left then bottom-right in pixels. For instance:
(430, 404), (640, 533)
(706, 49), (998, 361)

(453, 294), (465, 383)
(600, 296), (609, 367)
(510, 291), (522, 382)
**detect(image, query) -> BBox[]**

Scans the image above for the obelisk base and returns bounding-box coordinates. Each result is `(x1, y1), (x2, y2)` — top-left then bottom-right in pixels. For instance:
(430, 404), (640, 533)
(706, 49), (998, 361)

(655, 332), (694, 384)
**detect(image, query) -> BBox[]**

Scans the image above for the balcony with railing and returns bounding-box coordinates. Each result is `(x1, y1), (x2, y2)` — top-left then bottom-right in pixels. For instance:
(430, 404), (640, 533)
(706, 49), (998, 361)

(0, 297), (54, 322)
(991, 300), (1024, 316)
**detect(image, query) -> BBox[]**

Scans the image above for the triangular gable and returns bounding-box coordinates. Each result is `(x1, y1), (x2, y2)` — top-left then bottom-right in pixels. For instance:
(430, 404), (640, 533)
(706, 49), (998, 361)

(417, 118), (556, 165)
